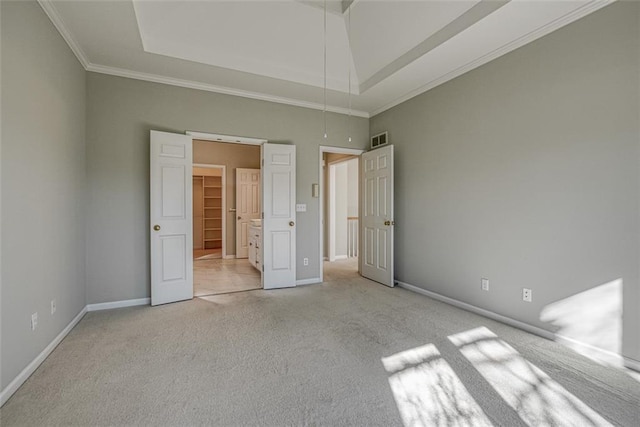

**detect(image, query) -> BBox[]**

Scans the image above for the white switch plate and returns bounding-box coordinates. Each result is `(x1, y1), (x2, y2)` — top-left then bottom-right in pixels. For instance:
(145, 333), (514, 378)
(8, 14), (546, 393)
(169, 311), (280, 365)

(303, 257), (309, 266)
(51, 299), (57, 315)
(31, 312), (38, 331)
(481, 278), (489, 291)
(296, 204), (307, 212)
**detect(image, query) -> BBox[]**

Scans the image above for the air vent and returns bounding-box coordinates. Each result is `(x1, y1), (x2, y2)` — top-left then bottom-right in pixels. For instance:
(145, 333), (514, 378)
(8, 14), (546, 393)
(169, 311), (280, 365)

(370, 131), (388, 149)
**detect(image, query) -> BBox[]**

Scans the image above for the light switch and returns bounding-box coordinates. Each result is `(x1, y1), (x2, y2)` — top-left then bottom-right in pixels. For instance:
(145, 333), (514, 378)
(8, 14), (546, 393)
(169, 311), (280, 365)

(296, 204), (307, 212)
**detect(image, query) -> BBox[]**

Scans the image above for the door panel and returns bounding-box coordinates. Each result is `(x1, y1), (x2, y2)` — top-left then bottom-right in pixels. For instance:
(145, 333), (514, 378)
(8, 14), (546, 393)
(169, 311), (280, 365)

(236, 168), (261, 258)
(193, 177), (203, 250)
(150, 130), (193, 305)
(262, 144), (296, 289)
(361, 145), (394, 287)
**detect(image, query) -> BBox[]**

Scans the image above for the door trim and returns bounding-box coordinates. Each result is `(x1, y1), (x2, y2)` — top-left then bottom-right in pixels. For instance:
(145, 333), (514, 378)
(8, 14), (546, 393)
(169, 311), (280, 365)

(188, 131), (265, 281)
(318, 145), (365, 284)
(186, 131), (267, 146)
(193, 163), (226, 259)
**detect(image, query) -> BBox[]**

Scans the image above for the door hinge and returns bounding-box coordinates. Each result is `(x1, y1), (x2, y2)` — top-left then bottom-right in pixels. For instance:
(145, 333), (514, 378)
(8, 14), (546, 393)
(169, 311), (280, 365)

(262, 159), (264, 166)
(261, 212), (264, 219)
(262, 265), (264, 272)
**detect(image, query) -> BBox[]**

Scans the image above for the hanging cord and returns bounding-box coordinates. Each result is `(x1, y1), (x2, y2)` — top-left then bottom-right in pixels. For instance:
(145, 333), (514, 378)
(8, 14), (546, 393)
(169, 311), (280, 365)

(323, 0), (327, 139)
(347, 4), (352, 143)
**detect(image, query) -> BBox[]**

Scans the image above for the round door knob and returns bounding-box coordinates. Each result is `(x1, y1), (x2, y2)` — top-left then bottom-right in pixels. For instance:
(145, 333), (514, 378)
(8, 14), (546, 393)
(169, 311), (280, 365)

(153, 225), (161, 231)
(384, 220), (391, 226)
(289, 221), (295, 227)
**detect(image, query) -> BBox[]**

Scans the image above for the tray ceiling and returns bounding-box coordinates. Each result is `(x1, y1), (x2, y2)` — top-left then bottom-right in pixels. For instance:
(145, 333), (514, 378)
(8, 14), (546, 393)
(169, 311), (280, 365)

(40, 0), (614, 117)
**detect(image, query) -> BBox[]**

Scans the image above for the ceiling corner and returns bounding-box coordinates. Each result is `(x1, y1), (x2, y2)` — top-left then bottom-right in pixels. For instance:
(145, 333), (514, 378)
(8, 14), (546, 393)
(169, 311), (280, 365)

(37, 0), (91, 69)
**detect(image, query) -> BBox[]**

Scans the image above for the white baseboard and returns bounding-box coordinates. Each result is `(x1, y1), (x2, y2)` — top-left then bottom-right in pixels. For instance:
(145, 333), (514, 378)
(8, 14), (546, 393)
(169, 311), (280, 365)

(0, 306), (87, 407)
(396, 280), (555, 339)
(554, 334), (625, 367)
(334, 255), (348, 260)
(223, 255), (236, 260)
(296, 277), (321, 286)
(86, 297), (150, 312)
(396, 280), (640, 372)
(624, 357), (640, 372)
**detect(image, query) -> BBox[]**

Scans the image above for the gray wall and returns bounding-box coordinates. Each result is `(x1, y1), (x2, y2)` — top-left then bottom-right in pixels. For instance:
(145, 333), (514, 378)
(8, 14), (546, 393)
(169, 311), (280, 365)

(370, 2), (640, 361)
(86, 72), (369, 303)
(193, 140), (261, 256)
(1, 1), (87, 389)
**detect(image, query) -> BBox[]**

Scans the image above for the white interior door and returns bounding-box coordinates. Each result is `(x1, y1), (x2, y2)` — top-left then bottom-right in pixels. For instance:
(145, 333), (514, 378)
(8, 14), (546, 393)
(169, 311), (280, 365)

(262, 143), (296, 289)
(150, 130), (193, 305)
(236, 168), (261, 259)
(361, 145), (394, 287)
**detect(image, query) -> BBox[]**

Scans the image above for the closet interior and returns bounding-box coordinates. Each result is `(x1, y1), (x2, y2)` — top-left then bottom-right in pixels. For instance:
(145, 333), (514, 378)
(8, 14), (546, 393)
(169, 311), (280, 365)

(193, 167), (223, 258)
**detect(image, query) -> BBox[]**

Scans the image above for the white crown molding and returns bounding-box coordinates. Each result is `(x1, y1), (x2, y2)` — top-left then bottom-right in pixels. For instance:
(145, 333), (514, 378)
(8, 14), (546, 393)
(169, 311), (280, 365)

(86, 64), (370, 118)
(370, 0), (615, 117)
(37, 0), (90, 68)
(38, 0), (369, 118)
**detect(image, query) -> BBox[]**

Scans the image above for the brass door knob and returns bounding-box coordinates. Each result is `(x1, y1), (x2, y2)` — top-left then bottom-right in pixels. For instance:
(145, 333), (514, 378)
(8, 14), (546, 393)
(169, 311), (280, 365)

(153, 225), (161, 231)
(384, 220), (391, 226)
(289, 221), (295, 226)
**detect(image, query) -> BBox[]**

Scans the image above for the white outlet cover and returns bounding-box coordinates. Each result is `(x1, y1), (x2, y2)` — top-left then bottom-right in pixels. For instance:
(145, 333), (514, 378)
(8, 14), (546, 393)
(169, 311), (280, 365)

(523, 288), (532, 302)
(481, 278), (489, 291)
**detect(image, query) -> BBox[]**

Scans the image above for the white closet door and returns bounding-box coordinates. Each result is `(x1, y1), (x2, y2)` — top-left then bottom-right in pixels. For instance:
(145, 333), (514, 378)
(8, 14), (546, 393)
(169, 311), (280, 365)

(236, 168), (261, 259)
(262, 143), (296, 289)
(150, 130), (193, 305)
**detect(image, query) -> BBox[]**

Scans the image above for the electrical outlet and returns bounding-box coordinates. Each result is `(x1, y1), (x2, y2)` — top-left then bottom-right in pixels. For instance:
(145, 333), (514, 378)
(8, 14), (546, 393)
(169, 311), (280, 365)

(51, 299), (57, 315)
(31, 312), (38, 331)
(481, 278), (489, 291)
(303, 257), (309, 266)
(522, 288), (532, 302)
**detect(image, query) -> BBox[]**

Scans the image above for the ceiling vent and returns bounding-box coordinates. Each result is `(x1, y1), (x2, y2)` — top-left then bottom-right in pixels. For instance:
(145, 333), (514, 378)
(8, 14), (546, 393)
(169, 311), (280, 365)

(370, 131), (388, 149)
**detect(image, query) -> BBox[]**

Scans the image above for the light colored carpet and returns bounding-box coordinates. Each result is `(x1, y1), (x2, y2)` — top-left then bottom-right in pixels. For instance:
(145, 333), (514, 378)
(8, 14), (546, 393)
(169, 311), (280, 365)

(1, 274), (639, 426)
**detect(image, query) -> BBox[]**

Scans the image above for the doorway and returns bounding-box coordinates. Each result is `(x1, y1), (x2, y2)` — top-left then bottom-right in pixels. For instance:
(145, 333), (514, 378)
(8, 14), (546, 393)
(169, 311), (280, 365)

(319, 146), (364, 283)
(192, 138), (262, 296)
(150, 130), (299, 305)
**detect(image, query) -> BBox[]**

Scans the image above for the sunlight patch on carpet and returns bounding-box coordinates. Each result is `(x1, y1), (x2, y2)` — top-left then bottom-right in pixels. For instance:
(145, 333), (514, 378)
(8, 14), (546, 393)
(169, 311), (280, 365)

(449, 327), (612, 427)
(382, 343), (492, 427)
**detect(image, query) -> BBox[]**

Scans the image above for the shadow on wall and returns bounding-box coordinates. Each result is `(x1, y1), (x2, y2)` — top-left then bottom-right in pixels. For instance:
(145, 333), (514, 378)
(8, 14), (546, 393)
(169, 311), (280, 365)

(540, 279), (622, 367)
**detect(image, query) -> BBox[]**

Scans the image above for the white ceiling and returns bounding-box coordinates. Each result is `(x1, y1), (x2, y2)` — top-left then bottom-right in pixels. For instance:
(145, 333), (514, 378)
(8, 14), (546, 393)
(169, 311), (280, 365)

(40, 0), (614, 117)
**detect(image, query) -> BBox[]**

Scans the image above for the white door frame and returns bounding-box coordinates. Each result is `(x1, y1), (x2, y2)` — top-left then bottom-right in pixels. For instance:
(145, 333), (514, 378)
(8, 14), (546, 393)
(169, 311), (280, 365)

(193, 163), (226, 258)
(318, 145), (364, 283)
(187, 131), (266, 278)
